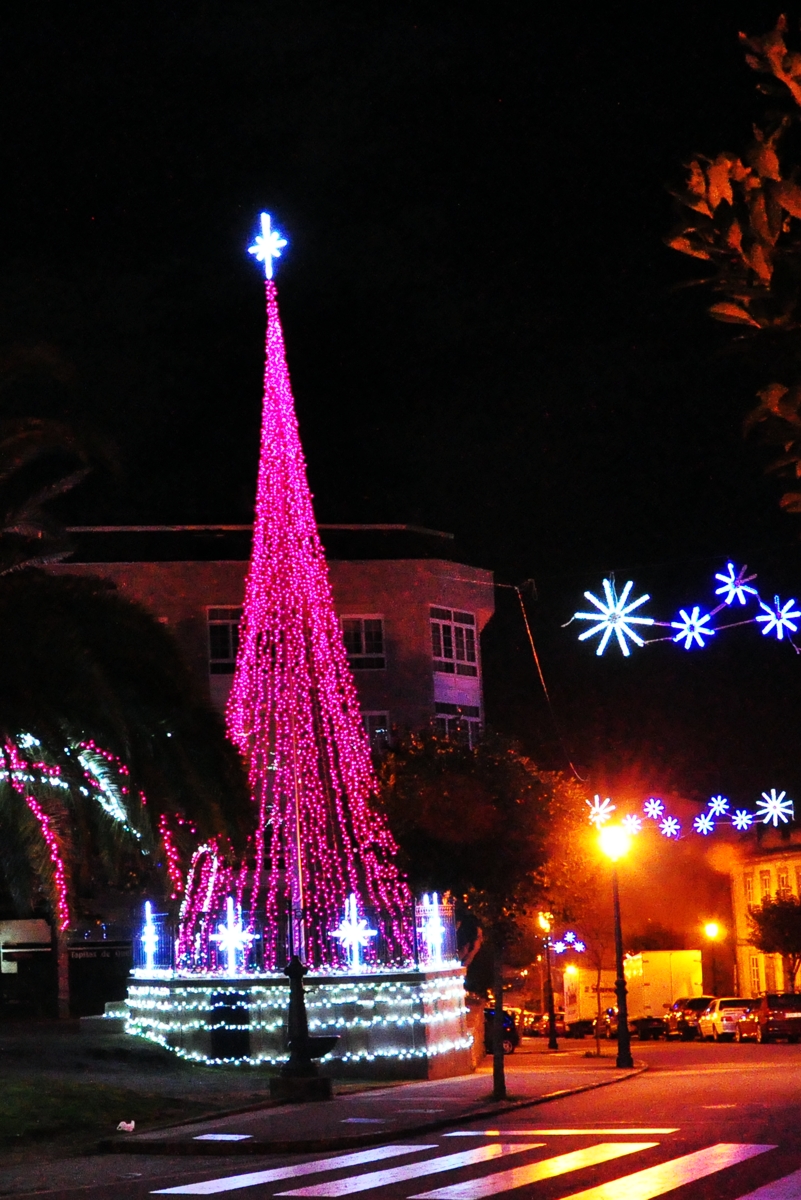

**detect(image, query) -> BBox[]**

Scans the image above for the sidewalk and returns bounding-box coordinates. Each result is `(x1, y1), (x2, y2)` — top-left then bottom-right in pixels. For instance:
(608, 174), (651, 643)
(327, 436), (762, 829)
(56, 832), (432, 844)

(108, 1043), (646, 1156)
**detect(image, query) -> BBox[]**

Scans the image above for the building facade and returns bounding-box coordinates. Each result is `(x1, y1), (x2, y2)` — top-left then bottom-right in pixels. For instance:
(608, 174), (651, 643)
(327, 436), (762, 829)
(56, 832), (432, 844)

(730, 828), (801, 997)
(50, 525), (495, 746)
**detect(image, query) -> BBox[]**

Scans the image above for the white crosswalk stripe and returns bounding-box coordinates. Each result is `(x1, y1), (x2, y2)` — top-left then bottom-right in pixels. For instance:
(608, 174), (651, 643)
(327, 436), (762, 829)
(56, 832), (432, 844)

(556, 1143), (776, 1200)
(410, 1142), (657, 1199)
(734, 1169), (801, 1198)
(274, 1145), (540, 1197)
(150, 1145), (436, 1195)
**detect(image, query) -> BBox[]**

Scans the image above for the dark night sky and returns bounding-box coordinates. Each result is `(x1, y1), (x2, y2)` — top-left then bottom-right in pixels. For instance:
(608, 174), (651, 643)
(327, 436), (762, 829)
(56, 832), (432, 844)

(2, 2), (801, 808)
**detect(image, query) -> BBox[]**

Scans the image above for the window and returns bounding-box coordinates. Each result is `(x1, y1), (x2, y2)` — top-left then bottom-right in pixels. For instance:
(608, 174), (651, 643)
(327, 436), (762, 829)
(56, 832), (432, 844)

(744, 874), (754, 907)
(760, 870), (772, 902)
(778, 867), (791, 899)
(341, 617), (385, 670)
(430, 607), (478, 676)
(207, 608), (242, 675)
(433, 702), (481, 746)
(362, 712), (390, 751)
(749, 954), (761, 997)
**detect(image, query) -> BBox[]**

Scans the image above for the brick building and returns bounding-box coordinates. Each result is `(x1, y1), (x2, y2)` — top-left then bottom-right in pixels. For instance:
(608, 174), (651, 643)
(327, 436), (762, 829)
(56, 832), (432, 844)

(50, 524), (495, 746)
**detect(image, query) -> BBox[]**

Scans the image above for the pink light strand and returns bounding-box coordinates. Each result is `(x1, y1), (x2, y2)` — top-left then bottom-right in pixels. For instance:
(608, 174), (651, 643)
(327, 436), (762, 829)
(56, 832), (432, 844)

(25, 796), (70, 931)
(226, 278), (413, 968)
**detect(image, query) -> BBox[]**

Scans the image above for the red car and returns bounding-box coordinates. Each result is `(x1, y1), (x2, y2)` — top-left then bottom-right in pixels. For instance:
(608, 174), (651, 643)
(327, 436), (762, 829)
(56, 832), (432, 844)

(735, 993), (801, 1043)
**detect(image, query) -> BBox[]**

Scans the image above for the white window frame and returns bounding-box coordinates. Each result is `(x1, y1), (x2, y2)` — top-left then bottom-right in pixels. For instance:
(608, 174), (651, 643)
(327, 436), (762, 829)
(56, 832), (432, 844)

(341, 615), (386, 670)
(207, 607), (242, 675)
(430, 607), (478, 677)
(362, 711), (390, 750)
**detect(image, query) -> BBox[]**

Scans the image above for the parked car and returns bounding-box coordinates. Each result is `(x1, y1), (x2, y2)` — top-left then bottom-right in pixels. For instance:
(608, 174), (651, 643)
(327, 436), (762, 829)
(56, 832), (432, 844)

(735, 994), (801, 1043)
(698, 998), (750, 1041)
(483, 1008), (520, 1054)
(534, 1009), (566, 1037)
(664, 995), (716, 1040)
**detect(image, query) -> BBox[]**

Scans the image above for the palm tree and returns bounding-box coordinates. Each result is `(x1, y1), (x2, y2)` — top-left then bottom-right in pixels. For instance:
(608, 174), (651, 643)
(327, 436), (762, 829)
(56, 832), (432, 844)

(0, 419), (250, 1014)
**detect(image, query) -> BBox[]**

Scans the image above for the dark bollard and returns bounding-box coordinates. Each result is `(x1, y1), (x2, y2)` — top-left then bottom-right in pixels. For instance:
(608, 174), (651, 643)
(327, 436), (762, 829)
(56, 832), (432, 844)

(269, 955), (339, 1102)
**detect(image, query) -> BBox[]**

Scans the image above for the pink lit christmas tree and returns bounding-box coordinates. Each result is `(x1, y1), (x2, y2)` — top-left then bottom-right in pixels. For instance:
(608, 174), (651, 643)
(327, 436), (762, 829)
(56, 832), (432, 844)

(226, 214), (413, 969)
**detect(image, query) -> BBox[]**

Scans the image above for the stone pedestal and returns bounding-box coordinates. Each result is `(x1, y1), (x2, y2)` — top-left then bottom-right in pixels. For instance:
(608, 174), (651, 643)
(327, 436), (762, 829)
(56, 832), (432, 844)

(125, 964), (472, 1079)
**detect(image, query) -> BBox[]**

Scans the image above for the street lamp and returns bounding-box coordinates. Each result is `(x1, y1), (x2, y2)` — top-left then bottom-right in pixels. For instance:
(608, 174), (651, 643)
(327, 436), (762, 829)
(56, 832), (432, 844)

(538, 911), (559, 1051)
(599, 823), (634, 1069)
(703, 921), (724, 996)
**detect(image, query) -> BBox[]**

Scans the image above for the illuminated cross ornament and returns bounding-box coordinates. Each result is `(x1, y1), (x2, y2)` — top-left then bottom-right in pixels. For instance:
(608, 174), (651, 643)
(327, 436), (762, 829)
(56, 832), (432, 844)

(247, 212), (288, 279)
(210, 897), (258, 975)
(330, 893), (377, 969)
(141, 901), (159, 973)
(419, 893), (448, 966)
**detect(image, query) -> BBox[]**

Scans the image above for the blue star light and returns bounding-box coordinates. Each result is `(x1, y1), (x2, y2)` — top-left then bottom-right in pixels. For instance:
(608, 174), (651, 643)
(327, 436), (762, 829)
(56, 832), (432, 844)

(756, 595), (801, 641)
(248, 212), (288, 279)
(732, 809), (754, 831)
(714, 562), (758, 607)
(574, 579), (655, 657)
(660, 816), (681, 838)
(756, 789), (795, 827)
(708, 795), (729, 817)
(564, 931), (576, 944)
(622, 813), (643, 835)
(574, 941), (586, 952)
(586, 795), (616, 828)
(671, 606), (715, 650)
(693, 813), (715, 835)
(643, 798), (664, 820)
(553, 940), (567, 954)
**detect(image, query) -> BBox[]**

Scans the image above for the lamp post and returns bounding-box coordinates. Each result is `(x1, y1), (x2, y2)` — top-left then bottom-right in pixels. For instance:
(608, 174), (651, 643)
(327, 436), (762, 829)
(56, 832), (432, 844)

(703, 921), (723, 996)
(538, 912), (559, 1051)
(599, 824), (634, 1069)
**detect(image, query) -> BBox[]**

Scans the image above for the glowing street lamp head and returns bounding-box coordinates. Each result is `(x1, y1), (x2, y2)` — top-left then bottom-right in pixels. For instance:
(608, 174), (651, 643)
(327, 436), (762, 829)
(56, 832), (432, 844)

(599, 824), (631, 862)
(704, 921), (722, 941)
(537, 911), (552, 934)
(247, 212), (288, 279)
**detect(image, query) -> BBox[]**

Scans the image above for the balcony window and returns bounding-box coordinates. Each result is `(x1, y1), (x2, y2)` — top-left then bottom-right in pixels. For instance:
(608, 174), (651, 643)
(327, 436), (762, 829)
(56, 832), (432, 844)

(430, 607), (478, 676)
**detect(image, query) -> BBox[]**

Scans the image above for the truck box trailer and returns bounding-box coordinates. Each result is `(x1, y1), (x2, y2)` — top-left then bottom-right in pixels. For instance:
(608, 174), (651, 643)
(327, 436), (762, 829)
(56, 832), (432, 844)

(623, 949), (704, 1039)
(563, 967), (617, 1036)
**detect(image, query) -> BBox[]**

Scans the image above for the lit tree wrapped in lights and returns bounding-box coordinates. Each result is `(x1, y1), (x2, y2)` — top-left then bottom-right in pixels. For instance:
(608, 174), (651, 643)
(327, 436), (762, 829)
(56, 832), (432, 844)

(227, 217), (413, 969)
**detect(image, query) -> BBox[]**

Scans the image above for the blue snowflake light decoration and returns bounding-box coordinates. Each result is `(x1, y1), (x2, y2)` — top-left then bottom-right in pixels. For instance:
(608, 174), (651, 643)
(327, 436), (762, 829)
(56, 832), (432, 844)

(586, 795), (616, 828)
(553, 941), (567, 954)
(693, 813), (715, 835)
(660, 816), (681, 838)
(756, 788), (795, 826)
(671, 606), (715, 650)
(622, 813), (643, 835)
(708, 795), (729, 817)
(714, 562), (758, 607)
(564, 931), (576, 944)
(643, 798), (664, 820)
(574, 940), (586, 952)
(574, 579), (655, 657)
(756, 596), (801, 641)
(732, 809), (754, 831)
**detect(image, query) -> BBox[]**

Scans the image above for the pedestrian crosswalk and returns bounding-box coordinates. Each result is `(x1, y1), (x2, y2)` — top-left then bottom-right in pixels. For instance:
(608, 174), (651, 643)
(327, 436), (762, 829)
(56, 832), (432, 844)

(152, 1132), (801, 1198)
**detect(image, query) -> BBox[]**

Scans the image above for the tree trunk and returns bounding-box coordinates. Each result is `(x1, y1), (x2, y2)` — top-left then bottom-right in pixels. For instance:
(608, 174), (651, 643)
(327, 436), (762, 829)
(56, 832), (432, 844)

(595, 958), (603, 1058)
(56, 927), (70, 1019)
(492, 937), (506, 1102)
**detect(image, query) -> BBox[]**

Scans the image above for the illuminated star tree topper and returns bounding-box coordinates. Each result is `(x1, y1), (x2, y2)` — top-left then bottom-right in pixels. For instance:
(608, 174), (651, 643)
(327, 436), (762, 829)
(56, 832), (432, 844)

(247, 212), (288, 279)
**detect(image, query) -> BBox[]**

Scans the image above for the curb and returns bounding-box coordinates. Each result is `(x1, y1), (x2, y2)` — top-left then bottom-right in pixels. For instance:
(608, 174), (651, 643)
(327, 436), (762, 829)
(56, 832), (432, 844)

(101, 1063), (648, 1156)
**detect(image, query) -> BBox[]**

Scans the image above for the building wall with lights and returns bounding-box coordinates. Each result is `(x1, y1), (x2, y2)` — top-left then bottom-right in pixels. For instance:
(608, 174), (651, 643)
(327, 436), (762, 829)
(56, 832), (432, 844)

(48, 527), (494, 743)
(729, 829), (801, 997)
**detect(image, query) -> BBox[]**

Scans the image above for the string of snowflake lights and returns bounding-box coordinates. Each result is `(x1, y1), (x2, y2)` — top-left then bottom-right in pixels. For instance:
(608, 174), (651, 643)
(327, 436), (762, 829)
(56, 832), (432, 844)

(223, 213), (413, 969)
(552, 930), (587, 954)
(585, 788), (795, 840)
(571, 562), (801, 655)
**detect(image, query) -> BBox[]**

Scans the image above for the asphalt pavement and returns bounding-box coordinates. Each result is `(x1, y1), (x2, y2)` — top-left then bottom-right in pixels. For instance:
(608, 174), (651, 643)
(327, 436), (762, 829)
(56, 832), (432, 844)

(5, 1040), (801, 1198)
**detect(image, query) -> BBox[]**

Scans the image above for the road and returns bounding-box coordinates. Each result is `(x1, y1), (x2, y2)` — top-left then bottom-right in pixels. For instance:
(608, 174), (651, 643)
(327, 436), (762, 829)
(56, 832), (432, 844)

(13, 1041), (801, 1199)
